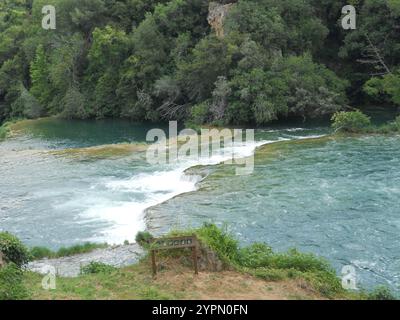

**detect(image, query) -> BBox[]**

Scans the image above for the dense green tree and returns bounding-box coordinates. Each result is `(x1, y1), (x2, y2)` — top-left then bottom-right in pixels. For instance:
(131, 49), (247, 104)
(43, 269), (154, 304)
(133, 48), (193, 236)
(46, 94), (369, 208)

(0, 0), (398, 126)
(364, 70), (400, 106)
(30, 45), (52, 108)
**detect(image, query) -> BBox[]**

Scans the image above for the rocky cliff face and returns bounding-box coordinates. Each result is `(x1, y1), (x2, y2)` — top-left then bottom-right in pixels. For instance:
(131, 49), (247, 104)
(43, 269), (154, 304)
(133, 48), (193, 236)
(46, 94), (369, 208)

(207, 2), (235, 38)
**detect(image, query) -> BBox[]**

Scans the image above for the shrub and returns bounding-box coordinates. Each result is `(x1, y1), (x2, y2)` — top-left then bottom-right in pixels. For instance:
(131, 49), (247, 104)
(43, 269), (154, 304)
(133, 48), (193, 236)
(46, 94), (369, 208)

(135, 231), (154, 247)
(303, 270), (343, 297)
(190, 102), (210, 125)
(0, 263), (30, 300)
(196, 223), (239, 262)
(268, 249), (333, 273)
(80, 262), (117, 275)
(367, 286), (397, 300)
(0, 232), (31, 267)
(236, 243), (274, 268)
(331, 110), (372, 133)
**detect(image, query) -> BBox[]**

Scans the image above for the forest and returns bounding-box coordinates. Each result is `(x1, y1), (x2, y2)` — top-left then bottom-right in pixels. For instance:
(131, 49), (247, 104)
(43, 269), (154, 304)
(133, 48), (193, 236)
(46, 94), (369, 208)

(0, 0), (399, 126)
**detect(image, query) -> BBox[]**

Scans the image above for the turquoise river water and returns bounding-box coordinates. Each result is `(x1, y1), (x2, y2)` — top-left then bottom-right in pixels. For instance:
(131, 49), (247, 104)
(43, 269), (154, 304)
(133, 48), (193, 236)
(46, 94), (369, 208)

(0, 118), (399, 292)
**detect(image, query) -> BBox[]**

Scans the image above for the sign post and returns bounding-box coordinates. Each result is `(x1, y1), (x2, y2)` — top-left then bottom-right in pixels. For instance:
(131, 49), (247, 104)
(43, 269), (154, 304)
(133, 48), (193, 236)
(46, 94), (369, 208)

(150, 235), (199, 276)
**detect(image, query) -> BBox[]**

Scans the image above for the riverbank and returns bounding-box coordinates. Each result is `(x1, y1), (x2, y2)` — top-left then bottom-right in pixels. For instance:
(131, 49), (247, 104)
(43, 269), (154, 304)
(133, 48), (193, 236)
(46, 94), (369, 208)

(18, 224), (366, 300)
(27, 243), (144, 277)
(22, 261), (336, 300)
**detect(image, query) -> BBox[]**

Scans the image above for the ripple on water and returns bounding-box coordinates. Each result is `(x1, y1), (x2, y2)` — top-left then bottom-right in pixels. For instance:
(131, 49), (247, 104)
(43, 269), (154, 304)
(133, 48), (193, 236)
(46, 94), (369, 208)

(147, 135), (400, 293)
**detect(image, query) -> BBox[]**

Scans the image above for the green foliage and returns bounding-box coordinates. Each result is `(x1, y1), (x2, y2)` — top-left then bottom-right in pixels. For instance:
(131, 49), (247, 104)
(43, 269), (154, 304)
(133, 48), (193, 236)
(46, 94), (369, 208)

(0, 122), (10, 139)
(80, 261), (117, 275)
(0, 232), (31, 267)
(135, 231), (154, 247)
(181, 223), (344, 296)
(364, 71), (400, 106)
(195, 223), (239, 263)
(339, 0), (400, 105)
(0, 263), (30, 300)
(1, 0), (399, 125)
(11, 85), (43, 119)
(302, 270), (344, 297)
(225, 0), (328, 55)
(367, 286), (397, 300)
(228, 54), (348, 125)
(54, 243), (107, 258)
(331, 110), (372, 133)
(236, 243), (274, 268)
(30, 242), (107, 260)
(30, 45), (52, 108)
(29, 247), (54, 260)
(189, 102), (211, 125)
(60, 86), (88, 119)
(238, 245), (333, 273)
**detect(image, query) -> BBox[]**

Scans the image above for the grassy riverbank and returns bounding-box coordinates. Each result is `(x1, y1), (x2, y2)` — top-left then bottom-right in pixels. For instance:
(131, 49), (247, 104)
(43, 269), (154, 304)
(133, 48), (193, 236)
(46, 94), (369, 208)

(13, 224), (395, 300)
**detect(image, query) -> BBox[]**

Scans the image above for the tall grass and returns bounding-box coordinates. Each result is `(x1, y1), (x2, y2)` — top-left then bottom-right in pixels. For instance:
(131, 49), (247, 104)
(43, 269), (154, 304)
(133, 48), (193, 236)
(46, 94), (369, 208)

(30, 243), (108, 260)
(168, 223), (344, 297)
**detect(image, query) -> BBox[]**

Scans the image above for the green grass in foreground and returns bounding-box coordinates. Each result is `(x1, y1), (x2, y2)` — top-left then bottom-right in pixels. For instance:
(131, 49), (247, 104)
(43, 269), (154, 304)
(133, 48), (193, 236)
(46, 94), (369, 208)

(2, 223), (397, 300)
(169, 223), (344, 298)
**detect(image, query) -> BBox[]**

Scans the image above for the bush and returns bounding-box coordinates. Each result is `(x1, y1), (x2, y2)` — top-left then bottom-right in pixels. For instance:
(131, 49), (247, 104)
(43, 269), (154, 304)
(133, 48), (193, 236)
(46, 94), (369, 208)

(331, 110), (372, 133)
(0, 263), (30, 300)
(80, 261), (117, 275)
(367, 286), (397, 300)
(236, 243), (274, 268)
(196, 223), (239, 262)
(303, 270), (343, 297)
(135, 231), (154, 247)
(189, 102), (211, 125)
(248, 267), (289, 281)
(0, 232), (31, 267)
(268, 249), (333, 273)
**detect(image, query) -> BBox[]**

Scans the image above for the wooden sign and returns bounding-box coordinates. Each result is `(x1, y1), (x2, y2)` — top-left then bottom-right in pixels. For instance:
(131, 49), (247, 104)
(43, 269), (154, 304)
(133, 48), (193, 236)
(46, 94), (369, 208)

(150, 235), (199, 276)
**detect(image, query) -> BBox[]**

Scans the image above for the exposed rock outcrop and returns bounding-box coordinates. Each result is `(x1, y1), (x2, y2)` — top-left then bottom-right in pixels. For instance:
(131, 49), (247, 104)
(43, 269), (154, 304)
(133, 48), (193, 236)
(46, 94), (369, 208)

(207, 2), (235, 38)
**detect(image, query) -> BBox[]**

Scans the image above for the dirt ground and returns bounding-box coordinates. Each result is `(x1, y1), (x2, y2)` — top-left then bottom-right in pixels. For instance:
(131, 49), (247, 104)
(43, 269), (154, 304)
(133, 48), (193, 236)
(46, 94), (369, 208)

(152, 269), (325, 300)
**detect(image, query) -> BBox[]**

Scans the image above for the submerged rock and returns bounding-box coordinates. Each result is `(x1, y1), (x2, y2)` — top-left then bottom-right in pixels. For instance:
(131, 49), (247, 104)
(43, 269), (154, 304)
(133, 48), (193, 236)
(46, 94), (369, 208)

(27, 243), (144, 277)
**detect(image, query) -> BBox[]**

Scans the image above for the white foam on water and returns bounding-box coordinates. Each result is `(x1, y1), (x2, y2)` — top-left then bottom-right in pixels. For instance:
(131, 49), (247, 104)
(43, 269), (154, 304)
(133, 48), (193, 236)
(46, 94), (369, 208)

(80, 137), (300, 245)
(82, 169), (201, 244)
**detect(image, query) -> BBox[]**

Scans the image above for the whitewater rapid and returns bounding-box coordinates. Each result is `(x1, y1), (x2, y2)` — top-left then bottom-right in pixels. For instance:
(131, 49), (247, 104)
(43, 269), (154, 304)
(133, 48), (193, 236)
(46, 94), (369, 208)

(82, 135), (310, 245)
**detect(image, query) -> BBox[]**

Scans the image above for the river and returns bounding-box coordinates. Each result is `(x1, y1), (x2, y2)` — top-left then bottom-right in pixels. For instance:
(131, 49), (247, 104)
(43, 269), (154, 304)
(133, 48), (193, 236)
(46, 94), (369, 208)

(0, 117), (399, 292)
